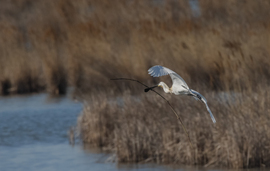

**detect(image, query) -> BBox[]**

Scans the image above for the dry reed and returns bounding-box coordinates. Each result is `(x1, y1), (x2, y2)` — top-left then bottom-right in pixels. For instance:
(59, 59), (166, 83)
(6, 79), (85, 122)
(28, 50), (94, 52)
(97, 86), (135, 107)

(79, 87), (270, 169)
(0, 0), (269, 95)
(1, 1), (270, 168)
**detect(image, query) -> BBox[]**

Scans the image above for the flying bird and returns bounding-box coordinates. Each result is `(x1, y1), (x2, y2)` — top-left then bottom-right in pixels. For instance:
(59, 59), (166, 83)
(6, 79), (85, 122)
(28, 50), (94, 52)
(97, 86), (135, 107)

(111, 65), (216, 148)
(145, 65), (216, 123)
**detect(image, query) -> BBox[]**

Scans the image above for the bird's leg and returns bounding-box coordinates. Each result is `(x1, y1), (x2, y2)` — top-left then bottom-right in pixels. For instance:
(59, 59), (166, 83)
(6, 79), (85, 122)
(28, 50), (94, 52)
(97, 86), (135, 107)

(144, 85), (158, 92)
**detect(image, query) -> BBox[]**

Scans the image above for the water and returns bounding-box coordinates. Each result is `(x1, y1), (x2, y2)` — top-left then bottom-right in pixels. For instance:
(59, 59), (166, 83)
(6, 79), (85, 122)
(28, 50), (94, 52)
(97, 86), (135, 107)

(0, 93), (209, 171)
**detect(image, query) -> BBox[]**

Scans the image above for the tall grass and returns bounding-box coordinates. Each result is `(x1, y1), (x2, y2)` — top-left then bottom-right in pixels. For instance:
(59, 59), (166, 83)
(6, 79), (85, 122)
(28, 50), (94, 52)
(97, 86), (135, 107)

(79, 88), (270, 168)
(0, 0), (269, 95)
(1, 0), (270, 168)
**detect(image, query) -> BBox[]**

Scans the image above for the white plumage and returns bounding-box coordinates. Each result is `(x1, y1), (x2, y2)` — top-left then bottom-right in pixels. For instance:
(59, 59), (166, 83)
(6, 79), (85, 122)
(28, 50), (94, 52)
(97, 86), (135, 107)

(146, 65), (216, 123)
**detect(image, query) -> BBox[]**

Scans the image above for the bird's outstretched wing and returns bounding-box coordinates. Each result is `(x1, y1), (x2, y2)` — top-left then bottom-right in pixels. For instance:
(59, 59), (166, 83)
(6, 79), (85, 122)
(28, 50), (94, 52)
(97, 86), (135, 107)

(190, 89), (216, 123)
(148, 65), (189, 90)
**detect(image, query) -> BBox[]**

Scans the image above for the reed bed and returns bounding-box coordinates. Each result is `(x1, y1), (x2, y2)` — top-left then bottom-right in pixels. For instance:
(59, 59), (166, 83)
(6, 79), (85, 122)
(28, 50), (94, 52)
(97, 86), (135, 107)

(79, 88), (270, 169)
(0, 0), (270, 95)
(1, 0), (270, 168)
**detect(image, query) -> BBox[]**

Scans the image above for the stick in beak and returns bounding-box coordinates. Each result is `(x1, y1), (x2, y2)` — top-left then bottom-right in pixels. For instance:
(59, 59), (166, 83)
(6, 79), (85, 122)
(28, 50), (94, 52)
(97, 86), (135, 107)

(144, 85), (158, 92)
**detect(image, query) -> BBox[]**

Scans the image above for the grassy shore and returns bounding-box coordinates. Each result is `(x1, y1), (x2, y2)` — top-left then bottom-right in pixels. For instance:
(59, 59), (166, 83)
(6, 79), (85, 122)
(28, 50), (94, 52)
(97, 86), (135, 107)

(1, 0), (270, 168)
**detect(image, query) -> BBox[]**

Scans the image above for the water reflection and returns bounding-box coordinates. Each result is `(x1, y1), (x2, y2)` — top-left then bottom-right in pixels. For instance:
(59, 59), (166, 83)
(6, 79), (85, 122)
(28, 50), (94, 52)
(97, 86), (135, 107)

(0, 93), (82, 147)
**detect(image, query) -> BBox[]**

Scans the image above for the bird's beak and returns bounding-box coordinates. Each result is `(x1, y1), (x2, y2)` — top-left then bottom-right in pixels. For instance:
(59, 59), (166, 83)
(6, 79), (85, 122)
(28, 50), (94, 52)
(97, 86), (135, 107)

(144, 85), (158, 92)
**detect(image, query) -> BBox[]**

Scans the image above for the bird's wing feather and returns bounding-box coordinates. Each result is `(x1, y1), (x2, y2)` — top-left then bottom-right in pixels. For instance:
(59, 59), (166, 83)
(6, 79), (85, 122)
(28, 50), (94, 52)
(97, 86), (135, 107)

(148, 65), (189, 89)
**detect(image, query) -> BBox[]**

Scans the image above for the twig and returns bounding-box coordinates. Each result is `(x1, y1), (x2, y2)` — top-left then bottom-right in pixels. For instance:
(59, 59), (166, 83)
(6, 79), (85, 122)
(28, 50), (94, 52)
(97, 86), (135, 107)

(111, 78), (193, 149)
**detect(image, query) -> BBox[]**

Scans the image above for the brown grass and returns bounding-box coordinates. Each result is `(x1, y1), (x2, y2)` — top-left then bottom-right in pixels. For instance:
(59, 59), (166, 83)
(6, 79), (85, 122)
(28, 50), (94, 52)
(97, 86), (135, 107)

(1, 0), (270, 168)
(79, 88), (270, 169)
(0, 0), (270, 95)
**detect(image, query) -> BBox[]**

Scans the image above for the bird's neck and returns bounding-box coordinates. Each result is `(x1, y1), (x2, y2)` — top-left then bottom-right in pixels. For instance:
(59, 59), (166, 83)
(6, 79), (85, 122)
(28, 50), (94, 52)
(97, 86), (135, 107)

(160, 82), (171, 93)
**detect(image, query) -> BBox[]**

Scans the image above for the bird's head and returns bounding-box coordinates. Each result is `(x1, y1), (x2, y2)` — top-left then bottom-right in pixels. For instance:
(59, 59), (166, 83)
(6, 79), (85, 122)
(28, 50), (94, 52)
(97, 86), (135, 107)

(158, 82), (166, 88)
(158, 83), (163, 88)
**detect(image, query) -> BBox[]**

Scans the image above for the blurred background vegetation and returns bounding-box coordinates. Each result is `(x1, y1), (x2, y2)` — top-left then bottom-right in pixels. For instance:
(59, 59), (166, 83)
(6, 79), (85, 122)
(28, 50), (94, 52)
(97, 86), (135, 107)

(1, 0), (270, 95)
(1, 0), (270, 169)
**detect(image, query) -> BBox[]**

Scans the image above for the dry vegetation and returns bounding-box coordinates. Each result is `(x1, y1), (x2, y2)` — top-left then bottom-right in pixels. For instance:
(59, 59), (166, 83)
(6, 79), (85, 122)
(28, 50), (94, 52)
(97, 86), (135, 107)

(1, 0), (270, 168)
(79, 89), (270, 169)
(1, 0), (270, 95)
